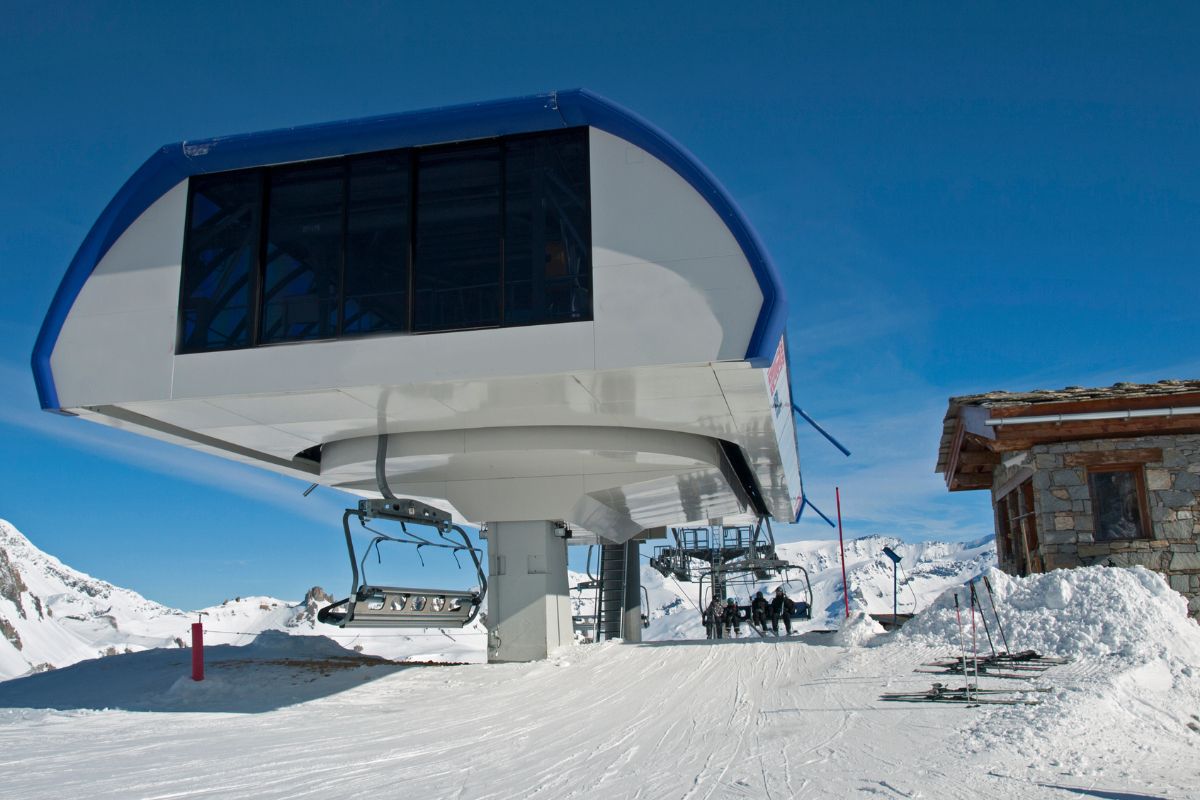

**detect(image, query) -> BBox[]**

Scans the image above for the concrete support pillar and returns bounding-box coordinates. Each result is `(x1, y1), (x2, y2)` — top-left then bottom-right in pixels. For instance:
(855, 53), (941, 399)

(622, 542), (643, 643)
(485, 521), (573, 662)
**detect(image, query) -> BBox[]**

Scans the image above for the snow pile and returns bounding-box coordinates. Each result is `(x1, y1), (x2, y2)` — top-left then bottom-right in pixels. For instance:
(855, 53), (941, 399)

(826, 611), (885, 647)
(909, 567), (1200, 784)
(900, 565), (1200, 664)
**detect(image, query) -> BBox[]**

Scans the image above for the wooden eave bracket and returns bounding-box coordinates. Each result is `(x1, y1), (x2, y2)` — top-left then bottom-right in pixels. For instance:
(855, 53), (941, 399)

(944, 407), (1000, 491)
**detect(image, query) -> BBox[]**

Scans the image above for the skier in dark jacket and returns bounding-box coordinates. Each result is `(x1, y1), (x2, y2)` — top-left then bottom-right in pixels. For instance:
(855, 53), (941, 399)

(750, 591), (770, 630)
(722, 598), (742, 638)
(704, 597), (724, 639)
(770, 587), (796, 635)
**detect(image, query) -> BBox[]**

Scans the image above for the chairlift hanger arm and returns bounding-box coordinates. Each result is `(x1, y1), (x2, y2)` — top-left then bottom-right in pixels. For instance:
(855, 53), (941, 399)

(791, 404), (851, 457)
(801, 496), (836, 528)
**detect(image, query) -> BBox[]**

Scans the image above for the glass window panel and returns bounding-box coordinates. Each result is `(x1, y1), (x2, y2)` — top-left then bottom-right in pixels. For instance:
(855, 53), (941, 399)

(1088, 469), (1147, 541)
(413, 145), (501, 331)
(180, 172), (261, 352)
(343, 153), (410, 336)
(260, 163), (344, 344)
(504, 130), (591, 325)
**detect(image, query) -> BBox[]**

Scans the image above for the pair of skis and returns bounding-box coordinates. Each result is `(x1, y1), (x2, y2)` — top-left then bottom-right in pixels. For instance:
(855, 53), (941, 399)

(919, 577), (1067, 681)
(894, 576), (1062, 705)
(881, 682), (1049, 706)
(915, 664), (1045, 681)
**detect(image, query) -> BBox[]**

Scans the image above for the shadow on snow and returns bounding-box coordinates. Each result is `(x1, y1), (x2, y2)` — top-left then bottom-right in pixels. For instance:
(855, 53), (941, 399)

(0, 631), (452, 714)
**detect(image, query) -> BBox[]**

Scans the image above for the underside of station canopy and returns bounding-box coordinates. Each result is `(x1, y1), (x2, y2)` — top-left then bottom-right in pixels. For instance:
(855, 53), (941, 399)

(32, 89), (803, 545)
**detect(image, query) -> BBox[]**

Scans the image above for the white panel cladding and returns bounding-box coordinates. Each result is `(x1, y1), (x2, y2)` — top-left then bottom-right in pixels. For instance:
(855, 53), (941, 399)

(51, 181), (187, 408)
(53, 127), (765, 410)
(588, 128), (763, 369)
(46, 124), (796, 530)
(318, 425), (745, 540)
(171, 320), (597, 399)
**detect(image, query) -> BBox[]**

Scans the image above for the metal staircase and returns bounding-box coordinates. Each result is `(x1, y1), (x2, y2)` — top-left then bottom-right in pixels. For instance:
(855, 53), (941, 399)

(598, 543), (628, 641)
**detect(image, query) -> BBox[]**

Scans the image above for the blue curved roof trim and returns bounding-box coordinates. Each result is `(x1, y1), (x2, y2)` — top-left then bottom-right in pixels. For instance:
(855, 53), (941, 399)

(32, 89), (786, 410)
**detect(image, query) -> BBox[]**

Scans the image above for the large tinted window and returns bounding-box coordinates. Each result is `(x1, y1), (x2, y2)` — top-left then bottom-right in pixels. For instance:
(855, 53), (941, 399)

(179, 172), (261, 353)
(344, 154), (410, 336)
(504, 130), (590, 325)
(413, 145), (502, 332)
(178, 128), (590, 353)
(260, 164), (344, 344)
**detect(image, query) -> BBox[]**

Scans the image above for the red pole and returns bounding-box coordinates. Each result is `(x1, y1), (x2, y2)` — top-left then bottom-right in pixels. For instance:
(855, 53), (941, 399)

(191, 621), (204, 681)
(836, 487), (850, 618)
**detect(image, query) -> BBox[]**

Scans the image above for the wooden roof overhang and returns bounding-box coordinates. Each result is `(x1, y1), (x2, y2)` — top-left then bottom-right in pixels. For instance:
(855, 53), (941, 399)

(937, 390), (1200, 492)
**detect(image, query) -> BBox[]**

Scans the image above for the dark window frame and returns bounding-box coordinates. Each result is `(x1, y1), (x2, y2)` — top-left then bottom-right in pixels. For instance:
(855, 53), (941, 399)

(1086, 464), (1152, 542)
(176, 128), (592, 354)
(177, 166), (266, 355)
(342, 150), (413, 339)
(411, 139), (505, 334)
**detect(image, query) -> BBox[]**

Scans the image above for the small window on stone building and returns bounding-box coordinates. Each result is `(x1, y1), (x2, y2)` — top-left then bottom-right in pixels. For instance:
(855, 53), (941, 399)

(1087, 467), (1149, 541)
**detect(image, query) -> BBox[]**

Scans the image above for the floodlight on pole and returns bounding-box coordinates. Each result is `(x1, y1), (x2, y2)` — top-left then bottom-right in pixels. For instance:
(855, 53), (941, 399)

(882, 546), (902, 620)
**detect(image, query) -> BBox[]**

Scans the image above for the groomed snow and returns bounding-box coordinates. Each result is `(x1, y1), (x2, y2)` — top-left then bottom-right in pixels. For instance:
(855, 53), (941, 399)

(1, 561), (1198, 798)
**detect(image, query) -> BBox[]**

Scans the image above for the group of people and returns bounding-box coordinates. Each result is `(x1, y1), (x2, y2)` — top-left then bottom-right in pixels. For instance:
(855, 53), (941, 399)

(703, 587), (798, 639)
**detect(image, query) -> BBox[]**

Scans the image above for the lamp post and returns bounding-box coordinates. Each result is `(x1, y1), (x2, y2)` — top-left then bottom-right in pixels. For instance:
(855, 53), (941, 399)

(882, 546), (902, 621)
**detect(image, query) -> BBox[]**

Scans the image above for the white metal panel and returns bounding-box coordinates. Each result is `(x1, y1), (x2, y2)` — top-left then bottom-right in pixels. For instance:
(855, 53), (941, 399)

(51, 182), (187, 408)
(193, 424), (318, 459)
(573, 365), (724, 401)
(205, 390), (377, 425)
(53, 308), (177, 407)
(170, 320), (597, 400)
(588, 128), (763, 369)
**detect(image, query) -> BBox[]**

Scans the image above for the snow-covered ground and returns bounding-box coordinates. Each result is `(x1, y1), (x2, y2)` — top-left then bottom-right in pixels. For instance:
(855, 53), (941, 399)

(3, 518), (990, 679)
(2, 564), (1198, 799)
(3, 519), (1199, 798)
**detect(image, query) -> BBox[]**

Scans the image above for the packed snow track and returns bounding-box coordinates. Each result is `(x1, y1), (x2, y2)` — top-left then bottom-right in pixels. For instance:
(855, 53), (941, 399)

(1, 634), (1197, 799)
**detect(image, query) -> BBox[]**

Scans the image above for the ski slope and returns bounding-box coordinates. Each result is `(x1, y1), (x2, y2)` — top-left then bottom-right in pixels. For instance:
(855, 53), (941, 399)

(0, 627), (1196, 799)
(1, 527), (1198, 798)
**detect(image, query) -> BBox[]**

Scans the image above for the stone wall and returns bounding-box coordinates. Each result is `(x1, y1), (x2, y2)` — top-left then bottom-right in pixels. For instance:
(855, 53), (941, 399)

(991, 433), (1200, 618)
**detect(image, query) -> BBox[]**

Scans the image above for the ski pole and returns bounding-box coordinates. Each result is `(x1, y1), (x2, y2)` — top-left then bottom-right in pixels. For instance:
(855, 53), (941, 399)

(954, 593), (971, 702)
(982, 575), (1012, 656)
(969, 589), (980, 686)
(970, 581), (997, 657)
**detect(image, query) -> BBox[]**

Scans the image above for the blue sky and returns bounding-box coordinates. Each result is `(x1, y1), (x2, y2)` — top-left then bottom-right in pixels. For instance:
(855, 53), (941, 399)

(2, 3), (1199, 609)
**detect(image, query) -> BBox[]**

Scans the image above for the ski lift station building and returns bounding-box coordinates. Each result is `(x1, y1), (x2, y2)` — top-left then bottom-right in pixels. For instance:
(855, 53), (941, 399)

(32, 90), (804, 661)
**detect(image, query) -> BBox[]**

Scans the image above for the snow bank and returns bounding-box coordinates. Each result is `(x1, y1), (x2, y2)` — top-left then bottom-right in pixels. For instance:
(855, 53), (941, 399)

(827, 611), (885, 647)
(900, 565), (1200, 664)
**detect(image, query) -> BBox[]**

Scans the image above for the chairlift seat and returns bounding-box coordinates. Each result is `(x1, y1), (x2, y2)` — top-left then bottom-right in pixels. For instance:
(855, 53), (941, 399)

(319, 585), (481, 628)
(317, 498), (487, 630)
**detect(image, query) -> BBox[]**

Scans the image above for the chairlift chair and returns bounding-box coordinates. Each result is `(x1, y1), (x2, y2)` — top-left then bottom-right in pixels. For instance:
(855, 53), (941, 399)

(318, 498), (486, 629)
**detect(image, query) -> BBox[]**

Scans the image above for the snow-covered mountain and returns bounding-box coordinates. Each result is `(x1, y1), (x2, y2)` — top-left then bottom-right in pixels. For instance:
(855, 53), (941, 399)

(2, 516), (995, 679)
(575, 534), (997, 640)
(0, 519), (482, 679)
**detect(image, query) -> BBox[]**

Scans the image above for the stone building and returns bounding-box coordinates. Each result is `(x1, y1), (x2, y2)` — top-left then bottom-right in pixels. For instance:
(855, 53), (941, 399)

(936, 380), (1200, 618)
